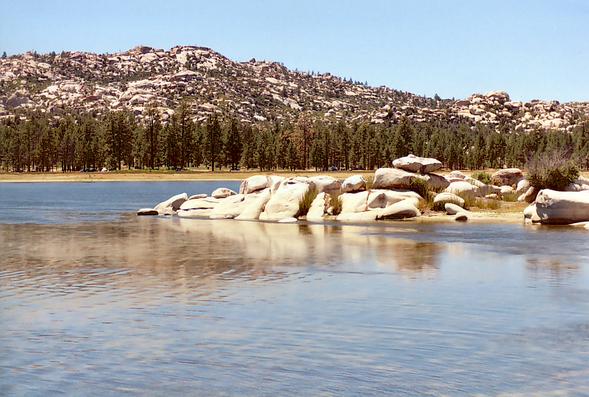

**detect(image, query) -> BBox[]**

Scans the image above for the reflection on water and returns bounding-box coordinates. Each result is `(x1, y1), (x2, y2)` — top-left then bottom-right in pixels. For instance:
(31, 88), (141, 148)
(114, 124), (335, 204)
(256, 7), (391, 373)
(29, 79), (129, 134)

(1, 217), (589, 396)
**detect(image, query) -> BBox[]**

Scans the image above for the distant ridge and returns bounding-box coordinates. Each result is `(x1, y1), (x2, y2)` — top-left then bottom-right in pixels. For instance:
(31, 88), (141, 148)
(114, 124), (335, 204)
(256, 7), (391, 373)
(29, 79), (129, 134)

(1, 45), (588, 132)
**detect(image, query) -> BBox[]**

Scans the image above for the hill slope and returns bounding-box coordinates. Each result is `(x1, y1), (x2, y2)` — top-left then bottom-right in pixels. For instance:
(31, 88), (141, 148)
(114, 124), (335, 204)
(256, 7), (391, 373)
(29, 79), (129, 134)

(1, 45), (588, 131)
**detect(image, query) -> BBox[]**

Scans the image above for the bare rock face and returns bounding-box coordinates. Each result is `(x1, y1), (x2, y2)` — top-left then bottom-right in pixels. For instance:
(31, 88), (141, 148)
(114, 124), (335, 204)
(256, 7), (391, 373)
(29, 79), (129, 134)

(1, 47), (588, 130)
(211, 187), (237, 199)
(491, 168), (523, 187)
(393, 154), (443, 174)
(341, 175), (366, 193)
(259, 179), (310, 221)
(535, 189), (589, 225)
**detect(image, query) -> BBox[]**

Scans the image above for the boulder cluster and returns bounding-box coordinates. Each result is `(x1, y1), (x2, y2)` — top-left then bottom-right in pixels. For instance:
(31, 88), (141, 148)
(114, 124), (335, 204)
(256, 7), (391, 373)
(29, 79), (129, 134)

(136, 155), (589, 225)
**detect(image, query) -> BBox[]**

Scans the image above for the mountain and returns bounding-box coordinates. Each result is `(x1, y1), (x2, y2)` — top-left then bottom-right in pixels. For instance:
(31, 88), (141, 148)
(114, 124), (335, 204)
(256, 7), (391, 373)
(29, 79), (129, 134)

(1, 45), (588, 132)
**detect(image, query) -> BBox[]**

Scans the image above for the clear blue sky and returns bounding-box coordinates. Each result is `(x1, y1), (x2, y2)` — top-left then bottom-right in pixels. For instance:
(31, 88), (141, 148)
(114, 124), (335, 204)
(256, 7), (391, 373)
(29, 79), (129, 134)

(1, 0), (588, 102)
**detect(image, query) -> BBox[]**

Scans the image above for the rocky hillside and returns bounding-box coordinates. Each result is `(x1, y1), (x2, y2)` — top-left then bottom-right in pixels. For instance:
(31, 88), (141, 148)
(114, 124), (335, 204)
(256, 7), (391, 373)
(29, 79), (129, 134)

(1, 45), (588, 131)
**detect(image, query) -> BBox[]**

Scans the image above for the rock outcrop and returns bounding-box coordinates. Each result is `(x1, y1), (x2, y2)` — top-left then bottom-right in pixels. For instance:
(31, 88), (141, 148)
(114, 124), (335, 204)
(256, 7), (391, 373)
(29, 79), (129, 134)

(2, 48), (586, 131)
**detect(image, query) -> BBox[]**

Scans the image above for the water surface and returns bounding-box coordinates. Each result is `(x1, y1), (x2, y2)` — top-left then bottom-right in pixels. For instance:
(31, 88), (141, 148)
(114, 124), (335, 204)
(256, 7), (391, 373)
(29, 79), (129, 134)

(1, 182), (588, 396)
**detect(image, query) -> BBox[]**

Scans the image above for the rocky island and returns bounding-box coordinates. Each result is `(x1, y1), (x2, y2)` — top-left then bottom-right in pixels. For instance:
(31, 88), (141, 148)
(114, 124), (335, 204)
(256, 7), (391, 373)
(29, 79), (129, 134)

(138, 154), (589, 228)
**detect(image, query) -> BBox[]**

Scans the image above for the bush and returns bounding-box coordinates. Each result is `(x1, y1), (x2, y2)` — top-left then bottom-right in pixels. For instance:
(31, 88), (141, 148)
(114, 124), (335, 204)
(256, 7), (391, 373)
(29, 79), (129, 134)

(527, 151), (579, 191)
(472, 171), (491, 185)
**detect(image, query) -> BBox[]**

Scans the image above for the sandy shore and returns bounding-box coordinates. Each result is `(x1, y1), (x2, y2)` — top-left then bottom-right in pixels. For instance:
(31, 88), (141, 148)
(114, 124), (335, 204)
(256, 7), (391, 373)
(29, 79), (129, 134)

(0, 170), (378, 183)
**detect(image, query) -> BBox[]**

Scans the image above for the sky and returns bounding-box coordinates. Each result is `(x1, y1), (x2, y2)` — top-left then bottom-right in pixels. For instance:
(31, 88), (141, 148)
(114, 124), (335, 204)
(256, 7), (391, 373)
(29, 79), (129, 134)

(1, 0), (588, 102)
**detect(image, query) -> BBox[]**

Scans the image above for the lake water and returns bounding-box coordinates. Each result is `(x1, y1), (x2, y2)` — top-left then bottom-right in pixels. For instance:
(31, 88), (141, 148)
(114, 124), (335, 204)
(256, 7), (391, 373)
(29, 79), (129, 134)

(1, 182), (589, 396)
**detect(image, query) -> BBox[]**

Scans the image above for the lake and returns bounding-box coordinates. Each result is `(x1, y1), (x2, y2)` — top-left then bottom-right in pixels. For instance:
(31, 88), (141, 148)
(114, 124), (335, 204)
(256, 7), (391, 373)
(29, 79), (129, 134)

(1, 182), (588, 396)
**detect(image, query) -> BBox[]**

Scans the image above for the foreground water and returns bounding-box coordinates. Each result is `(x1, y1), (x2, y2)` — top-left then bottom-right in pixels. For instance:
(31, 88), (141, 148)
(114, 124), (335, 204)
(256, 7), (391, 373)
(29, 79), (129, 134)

(1, 182), (589, 396)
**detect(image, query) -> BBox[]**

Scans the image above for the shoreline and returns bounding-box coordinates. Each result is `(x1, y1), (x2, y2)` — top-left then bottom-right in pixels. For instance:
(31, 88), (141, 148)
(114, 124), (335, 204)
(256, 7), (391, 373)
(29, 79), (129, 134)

(0, 171), (376, 183)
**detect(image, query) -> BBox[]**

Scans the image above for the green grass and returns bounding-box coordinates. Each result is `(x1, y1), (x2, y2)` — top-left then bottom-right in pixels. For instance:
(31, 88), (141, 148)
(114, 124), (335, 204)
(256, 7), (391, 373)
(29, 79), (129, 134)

(330, 193), (343, 215)
(502, 191), (519, 202)
(472, 171), (492, 185)
(296, 188), (319, 217)
(365, 175), (374, 190)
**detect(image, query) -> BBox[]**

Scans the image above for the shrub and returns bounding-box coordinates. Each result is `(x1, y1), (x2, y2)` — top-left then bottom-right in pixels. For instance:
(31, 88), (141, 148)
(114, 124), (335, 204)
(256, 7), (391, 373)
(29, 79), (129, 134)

(365, 175), (374, 190)
(330, 193), (343, 215)
(296, 187), (318, 217)
(527, 151), (579, 191)
(407, 178), (430, 200)
(472, 171), (492, 185)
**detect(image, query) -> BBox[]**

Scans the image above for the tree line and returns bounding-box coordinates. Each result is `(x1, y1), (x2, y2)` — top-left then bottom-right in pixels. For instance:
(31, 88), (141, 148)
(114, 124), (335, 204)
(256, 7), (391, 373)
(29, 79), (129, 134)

(1, 104), (588, 172)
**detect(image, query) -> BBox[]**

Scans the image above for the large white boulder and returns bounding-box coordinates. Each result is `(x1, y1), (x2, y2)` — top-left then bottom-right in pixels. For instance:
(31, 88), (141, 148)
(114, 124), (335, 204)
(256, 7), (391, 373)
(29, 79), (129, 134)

(309, 175), (341, 194)
(306, 192), (331, 222)
(154, 192), (188, 213)
(211, 187), (237, 199)
(500, 185), (514, 195)
(239, 175), (271, 194)
(491, 168), (523, 186)
(336, 199), (420, 222)
(375, 199), (420, 220)
(180, 197), (219, 210)
(392, 154), (443, 174)
(209, 194), (248, 219)
(535, 189), (589, 225)
(260, 179), (311, 221)
(235, 189), (272, 221)
(515, 179), (530, 194)
(341, 175), (366, 193)
(433, 192), (465, 208)
(523, 203), (540, 224)
(373, 168), (419, 189)
(339, 190), (421, 214)
(421, 173), (450, 190)
(445, 181), (480, 199)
